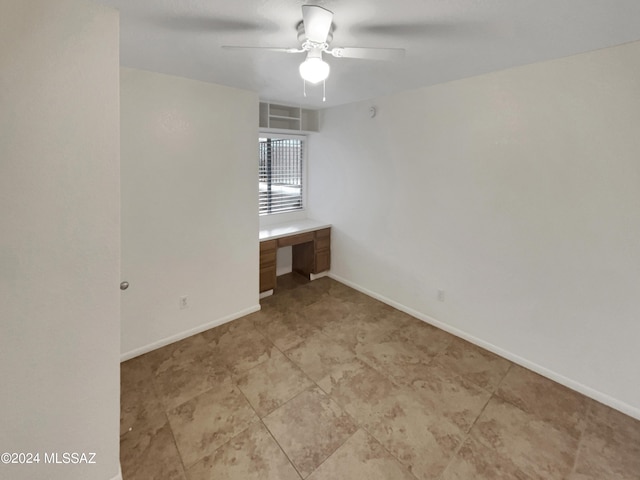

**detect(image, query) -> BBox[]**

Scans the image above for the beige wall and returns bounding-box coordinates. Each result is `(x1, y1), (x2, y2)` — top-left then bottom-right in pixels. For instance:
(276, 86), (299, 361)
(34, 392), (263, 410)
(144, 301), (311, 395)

(120, 68), (259, 358)
(308, 41), (640, 418)
(0, 1), (121, 479)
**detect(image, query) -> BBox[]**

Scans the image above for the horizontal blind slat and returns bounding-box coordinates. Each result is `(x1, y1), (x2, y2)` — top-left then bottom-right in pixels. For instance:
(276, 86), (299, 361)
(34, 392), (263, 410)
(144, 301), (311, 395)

(258, 136), (304, 215)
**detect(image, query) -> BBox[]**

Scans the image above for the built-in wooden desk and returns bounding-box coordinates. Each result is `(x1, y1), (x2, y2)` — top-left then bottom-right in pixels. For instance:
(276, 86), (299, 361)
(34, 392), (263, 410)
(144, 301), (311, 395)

(259, 219), (331, 294)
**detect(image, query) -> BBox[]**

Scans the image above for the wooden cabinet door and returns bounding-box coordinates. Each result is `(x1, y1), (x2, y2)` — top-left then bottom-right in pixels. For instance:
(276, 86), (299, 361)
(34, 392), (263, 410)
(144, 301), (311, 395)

(259, 240), (277, 292)
(315, 250), (330, 273)
(312, 228), (331, 274)
(259, 266), (276, 292)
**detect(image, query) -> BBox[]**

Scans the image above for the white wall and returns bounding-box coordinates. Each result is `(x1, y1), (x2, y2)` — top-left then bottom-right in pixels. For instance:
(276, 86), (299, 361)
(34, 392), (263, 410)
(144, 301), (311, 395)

(120, 68), (259, 359)
(0, 1), (121, 479)
(308, 41), (640, 418)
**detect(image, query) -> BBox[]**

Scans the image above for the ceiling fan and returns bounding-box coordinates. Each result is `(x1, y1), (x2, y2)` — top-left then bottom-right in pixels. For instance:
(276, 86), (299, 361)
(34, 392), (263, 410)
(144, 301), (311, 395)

(222, 5), (406, 99)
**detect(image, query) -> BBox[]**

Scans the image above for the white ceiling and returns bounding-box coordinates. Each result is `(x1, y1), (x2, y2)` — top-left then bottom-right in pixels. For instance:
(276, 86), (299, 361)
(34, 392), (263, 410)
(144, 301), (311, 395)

(96, 0), (640, 109)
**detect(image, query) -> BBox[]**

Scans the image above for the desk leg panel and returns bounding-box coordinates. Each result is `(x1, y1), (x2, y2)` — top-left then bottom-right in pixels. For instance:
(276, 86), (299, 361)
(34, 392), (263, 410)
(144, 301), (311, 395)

(292, 242), (314, 277)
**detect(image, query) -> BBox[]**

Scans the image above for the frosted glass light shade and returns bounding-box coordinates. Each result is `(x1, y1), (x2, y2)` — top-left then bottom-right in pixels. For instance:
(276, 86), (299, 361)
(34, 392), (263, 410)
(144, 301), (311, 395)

(299, 57), (330, 84)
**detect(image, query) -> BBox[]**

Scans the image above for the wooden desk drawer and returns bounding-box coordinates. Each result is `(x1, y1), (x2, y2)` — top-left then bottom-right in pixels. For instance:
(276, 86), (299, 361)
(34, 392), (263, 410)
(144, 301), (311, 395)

(277, 231), (314, 248)
(316, 228), (331, 238)
(260, 251), (276, 267)
(314, 250), (330, 273)
(260, 240), (277, 252)
(316, 235), (330, 251)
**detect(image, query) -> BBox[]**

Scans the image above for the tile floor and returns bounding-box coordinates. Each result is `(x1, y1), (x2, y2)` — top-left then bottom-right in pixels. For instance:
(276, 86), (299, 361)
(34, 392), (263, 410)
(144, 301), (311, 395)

(120, 274), (640, 480)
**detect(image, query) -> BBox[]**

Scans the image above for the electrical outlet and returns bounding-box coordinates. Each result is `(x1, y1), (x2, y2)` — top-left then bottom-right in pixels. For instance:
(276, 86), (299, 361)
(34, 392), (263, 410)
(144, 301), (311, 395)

(437, 289), (445, 302)
(179, 296), (188, 309)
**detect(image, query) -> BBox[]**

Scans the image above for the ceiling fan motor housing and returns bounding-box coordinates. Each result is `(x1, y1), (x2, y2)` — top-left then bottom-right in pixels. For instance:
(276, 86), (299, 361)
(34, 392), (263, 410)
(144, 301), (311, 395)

(297, 20), (334, 45)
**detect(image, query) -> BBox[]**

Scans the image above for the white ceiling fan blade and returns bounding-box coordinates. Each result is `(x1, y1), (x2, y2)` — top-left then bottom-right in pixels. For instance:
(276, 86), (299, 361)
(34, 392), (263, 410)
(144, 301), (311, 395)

(302, 5), (334, 43)
(330, 47), (406, 61)
(222, 46), (302, 54)
(353, 20), (488, 38)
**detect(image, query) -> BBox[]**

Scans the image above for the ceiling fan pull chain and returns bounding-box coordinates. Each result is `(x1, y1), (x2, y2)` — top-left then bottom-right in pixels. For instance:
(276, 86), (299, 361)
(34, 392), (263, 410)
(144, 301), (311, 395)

(303, 79), (307, 97)
(323, 79), (326, 102)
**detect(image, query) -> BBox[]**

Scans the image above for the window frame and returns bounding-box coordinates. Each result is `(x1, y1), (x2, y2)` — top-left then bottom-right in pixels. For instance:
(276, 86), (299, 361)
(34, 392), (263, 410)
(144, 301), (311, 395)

(258, 132), (308, 223)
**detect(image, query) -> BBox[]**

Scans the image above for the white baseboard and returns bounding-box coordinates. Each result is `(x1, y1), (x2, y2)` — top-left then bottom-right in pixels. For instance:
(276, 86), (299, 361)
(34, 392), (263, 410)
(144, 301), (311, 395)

(259, 289), (274, 299)
(310, 271), (329, 281)
(120, 304), (261, 361)
(329, 273), (640, 421)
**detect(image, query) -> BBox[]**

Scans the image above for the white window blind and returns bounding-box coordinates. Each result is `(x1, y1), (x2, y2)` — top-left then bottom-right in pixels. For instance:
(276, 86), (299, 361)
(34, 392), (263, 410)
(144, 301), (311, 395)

(259, 137), (304, 215)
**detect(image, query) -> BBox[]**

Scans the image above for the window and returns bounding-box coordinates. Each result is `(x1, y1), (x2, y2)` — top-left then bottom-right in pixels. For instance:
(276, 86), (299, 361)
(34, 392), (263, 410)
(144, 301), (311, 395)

(259, 136), (304, 216)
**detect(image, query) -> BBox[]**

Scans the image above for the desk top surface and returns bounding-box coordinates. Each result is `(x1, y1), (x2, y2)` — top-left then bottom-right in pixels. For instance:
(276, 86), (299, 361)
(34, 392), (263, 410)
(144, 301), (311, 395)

(259, 218), (331, 242)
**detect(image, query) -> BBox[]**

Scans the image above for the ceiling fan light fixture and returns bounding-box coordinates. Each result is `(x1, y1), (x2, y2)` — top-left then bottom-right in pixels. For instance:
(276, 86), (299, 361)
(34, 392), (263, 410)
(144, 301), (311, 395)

(299, 49), (330, 84)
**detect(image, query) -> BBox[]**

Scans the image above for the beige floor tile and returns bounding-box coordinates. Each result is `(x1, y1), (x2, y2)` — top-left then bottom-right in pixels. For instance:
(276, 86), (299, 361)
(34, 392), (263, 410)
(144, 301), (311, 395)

(441, 436), (533, 480)
(274, 271), (312, 291)
(120, 420), (186, 480)
(496, 365), (590, 439)
(259, 293), (297, 315)
(120, 278), (637, 480)
(470, 396), (578, 480)
(254, 310), (317, 351)
(284, 330), (356, 382)
(433, 337), (512, 391)
(150, 334), (231, 410)
(201, 315), (257, 345)
(151, 343), (231, 411)
(354, 320), (453, 386)
(307, 429), (415, 480)
(216, 327), (280, 375)
(243, 307), (276, 328)
(324, 284), (394, 316)
(367, 392), (465, 480)
(391, 320), (454, 358)
(166, 384), (259, 468)
(225, 313), (260, 329)
(263, 386), (358, 477)
(586, 400), (640, 446)
(120, 355), (166, 436)
(317, 357), (405, 428)
(355, 333), (432, 386)
(321, 281), (372, 303)
(235, 350), (314, 417)
(303, 275), (334, 295)
(186, 422), (301, 480)
(569, 401), (640, 479)
(406, 362), (492, 432)
(301, 295), (367, 328)
(260, 281), (322, 314)
(372, 307), (419, 329)
(347, 299), (400, 321)
(145, 332), (211, 370)
(321, 311), (402, 352)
